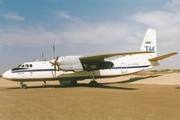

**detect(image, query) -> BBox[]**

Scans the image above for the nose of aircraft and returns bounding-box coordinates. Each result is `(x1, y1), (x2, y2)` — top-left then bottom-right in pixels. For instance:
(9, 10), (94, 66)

(2, 70), (12, 80)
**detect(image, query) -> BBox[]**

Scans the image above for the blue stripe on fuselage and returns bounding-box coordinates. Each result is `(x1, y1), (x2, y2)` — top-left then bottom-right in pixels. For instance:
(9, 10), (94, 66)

(12, 69), (55, 73)
(12, 65), (150, 73)
(111, 65), (150, 69)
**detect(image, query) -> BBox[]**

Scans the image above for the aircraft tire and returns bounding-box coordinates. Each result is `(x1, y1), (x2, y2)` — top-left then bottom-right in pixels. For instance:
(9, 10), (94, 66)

(89, 80), (98, 87)
(22, 84), (27, 89)
(71, 80), (77, 85)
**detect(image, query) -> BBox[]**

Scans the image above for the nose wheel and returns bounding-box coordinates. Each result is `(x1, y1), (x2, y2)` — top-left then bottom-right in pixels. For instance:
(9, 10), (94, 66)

(20, 82), (27, 89)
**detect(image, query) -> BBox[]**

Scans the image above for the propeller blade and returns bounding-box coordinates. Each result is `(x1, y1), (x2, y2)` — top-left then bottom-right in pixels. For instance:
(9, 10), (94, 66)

(54, 64), (56, 77)
(51, 46), (61, 76)
(53, 45), (55, 59)
(53, 45), (56, 77)
(55, 56), (60, 71)
(57, 65), (60, 71)
(56, 56), (59, 61)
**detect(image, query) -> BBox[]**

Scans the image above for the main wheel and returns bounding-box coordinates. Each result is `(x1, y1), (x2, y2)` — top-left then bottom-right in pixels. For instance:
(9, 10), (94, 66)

(71, 80), (77, 85)
(89, 80), (98, 87)
(22, 84), (27, 89)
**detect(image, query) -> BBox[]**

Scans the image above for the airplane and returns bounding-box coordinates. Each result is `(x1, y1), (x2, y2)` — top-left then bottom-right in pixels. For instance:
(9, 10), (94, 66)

(2, 29), (178, 89)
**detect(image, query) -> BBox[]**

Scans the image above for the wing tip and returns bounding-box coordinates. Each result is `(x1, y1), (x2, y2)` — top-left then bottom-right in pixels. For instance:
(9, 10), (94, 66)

(173, 52), (178, 54)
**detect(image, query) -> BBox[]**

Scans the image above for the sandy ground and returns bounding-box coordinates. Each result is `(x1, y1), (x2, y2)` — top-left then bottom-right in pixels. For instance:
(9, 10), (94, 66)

(1, 73), (180, 87)
(0, 73), (180, 120)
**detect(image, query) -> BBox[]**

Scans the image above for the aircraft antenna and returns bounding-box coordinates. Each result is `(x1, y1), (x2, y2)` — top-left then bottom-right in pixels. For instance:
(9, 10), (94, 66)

(42, 53), (44, 61)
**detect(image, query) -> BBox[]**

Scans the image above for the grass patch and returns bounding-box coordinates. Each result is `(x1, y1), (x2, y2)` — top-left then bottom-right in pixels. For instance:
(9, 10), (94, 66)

(173, 69), (180, 72)
(151, 70), (159, 72)
(151, 69), (180, 73)
(0, 75), (2, 77)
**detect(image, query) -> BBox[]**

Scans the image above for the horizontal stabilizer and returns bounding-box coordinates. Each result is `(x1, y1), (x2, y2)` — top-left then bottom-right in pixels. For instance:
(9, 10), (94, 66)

(80, 51), (153, 62)
(149, 52), (178, 61)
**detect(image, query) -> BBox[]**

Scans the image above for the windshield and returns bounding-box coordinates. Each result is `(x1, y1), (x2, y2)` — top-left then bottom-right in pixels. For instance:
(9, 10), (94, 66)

(17, 63), (33, 68)
(17, 64), (23, 68)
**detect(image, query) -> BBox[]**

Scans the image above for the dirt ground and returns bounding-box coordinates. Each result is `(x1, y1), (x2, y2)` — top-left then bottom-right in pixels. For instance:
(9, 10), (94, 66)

(0, 73), (180, 120)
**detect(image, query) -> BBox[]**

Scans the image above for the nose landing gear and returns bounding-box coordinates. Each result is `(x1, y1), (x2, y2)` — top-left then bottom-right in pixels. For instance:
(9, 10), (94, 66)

(20, 82), (27, 89)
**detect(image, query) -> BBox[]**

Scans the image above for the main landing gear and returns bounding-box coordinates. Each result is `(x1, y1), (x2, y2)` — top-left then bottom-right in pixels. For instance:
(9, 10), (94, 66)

(70, 80), (77, 85)
(89, 80), (98, 87)
(20, 82), (27, 89)
(89, 76), (98, 87)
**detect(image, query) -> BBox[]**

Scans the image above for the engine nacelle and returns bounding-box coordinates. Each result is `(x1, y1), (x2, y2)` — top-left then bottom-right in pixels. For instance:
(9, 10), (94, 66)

(58, 56), (84, 72)
(51, 56), (114, 72)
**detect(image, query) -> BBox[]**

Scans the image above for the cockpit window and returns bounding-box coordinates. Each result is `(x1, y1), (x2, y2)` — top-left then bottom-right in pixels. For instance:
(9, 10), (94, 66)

(17, 64), (33, 68)
(17, 64), (22, 68)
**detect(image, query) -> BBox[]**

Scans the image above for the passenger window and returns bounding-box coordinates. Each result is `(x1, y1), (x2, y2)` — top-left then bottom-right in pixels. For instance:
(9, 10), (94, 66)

(30, 64), (33, 67)
(25, 64), (29, 67)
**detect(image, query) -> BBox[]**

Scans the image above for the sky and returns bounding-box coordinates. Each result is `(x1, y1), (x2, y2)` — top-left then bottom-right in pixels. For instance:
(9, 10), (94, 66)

(0, 0), (180, 74)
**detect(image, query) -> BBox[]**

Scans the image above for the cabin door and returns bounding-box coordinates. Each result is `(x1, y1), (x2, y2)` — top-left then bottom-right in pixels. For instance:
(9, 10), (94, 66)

(121, 62), (127, 74)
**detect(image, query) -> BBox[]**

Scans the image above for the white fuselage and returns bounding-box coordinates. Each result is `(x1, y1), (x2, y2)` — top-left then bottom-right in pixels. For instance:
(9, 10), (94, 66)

(3, 28), (177, 84)
(2, 53), (153, 82)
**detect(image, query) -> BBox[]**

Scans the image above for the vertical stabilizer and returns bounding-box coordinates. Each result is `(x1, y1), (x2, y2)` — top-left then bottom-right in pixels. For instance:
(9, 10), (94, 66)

(140, 29), (157, 57)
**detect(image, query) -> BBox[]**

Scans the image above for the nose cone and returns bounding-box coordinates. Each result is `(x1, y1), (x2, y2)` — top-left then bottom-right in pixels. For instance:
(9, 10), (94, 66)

(2, 70), (12, 80)
(50, 59), (56, 65)
(50, 59), (61, 66)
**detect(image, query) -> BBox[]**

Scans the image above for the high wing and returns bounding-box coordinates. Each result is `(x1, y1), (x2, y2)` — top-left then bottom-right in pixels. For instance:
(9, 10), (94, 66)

(149, 52), (178, 61)
(148, 52), (178, 66)
(80, 51), (153, 62)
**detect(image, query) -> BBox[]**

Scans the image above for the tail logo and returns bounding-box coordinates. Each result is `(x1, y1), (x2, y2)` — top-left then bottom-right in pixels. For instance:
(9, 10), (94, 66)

(145, 41), (151, 44)
(145, 46), (155, 52)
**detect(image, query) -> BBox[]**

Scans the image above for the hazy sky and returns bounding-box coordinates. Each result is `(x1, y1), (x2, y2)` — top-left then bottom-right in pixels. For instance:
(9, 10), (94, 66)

(0, 0), (180, 74)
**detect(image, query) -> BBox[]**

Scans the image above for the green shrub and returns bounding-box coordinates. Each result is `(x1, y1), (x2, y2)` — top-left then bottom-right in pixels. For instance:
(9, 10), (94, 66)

(160, 70), (166, 72)
(173, 69), (180, 72)
(151, 70), (158, 72)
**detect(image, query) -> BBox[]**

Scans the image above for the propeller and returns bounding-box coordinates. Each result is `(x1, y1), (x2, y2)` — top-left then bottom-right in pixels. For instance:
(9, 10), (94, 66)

(53, 46), (55, 59)
(53, 46), (57, 77)
(50, 46), (61, 77)
(55, 56), (60, 70)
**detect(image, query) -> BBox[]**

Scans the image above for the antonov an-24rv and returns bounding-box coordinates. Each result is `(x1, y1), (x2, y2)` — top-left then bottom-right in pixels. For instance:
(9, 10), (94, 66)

(2, 29), (178, 89)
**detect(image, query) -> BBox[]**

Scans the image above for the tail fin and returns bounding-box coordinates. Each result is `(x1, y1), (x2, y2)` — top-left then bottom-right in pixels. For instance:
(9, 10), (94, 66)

(140, 29), (178, 67)
(140, 29), (157, 57)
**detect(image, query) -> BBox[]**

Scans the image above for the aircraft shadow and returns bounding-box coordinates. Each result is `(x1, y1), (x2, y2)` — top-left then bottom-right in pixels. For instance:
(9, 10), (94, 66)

(175, 87), (180, 89)
(6, 75), (161, 90)
(104, 75), (162, 84)
(97, 84), (138, 90)
(6, 75), (162, 90)
(6, 83), (138, 90)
